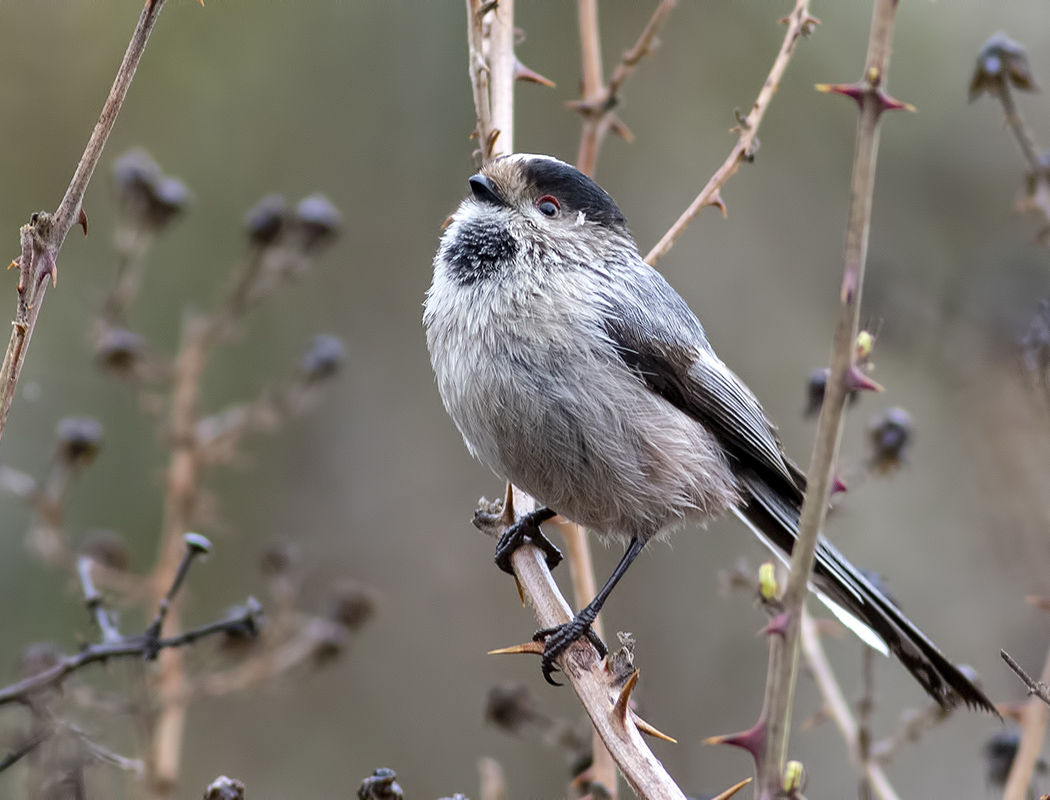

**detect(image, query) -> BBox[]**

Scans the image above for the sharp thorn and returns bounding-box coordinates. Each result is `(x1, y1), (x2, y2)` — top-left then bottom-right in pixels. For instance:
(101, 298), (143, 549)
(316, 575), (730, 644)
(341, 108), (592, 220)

(612, 669), (639, 728)
(632, 712), (677, 743)
(704, 720), (767, 763)
(761, 611), (790, 638)
(488, 641), (546, 656)
(77, 208), (89, 236)
(514, 575), (526, 606)
(846, 364), (884, 393)
(7, 260), (17, 271)
(831, 475), (848, 495)
(608, 114), (635, 143)
(710, 778), (752, 800)
(514, 58), (556, 88)
(707, 192), (728, 218)
(51, 266), (58, 288)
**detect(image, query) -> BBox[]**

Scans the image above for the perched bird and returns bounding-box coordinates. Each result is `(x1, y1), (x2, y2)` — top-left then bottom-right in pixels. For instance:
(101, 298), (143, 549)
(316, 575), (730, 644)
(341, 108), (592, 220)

(424, 153), (994, 711)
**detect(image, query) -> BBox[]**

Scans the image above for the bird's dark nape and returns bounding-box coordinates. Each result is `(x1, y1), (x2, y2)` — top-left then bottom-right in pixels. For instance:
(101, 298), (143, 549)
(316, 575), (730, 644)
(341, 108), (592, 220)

(737, 473), (997, 714)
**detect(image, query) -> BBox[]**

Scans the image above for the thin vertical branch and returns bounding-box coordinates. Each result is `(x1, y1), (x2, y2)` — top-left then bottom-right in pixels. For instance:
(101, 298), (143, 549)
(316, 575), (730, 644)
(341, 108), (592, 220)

(645, 0), (815, 266)
(148, 315), (210, 798)
(465, 0), (514, 164)
(0, 0), (170, 444)
(799, 611), (901, 800)
(756, 1), (905, 796)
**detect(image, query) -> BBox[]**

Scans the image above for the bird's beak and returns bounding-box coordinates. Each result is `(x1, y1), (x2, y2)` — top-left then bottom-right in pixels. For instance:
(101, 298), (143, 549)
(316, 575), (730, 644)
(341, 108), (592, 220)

(468, 174), (507, 207)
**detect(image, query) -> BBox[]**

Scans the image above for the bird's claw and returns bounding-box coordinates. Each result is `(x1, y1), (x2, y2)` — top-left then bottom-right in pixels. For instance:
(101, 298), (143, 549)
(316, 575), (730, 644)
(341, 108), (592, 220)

(493, 507), (561, 575)
(533, 615), (607, 686)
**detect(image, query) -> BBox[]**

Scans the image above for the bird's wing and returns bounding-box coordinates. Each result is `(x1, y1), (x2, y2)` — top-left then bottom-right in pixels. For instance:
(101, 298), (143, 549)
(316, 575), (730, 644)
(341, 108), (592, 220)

(598, 269), (803, 499)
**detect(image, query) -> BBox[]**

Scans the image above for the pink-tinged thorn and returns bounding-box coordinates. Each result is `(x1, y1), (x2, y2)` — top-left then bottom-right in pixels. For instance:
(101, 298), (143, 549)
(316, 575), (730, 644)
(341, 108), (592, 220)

(831, 476), (848, 495)
(877, 90), (916, 113)
(762, 611), (790, 638)
(846, 365), (884, 393)
(815, 81), (865, 107)
(704, 719), (767, 765)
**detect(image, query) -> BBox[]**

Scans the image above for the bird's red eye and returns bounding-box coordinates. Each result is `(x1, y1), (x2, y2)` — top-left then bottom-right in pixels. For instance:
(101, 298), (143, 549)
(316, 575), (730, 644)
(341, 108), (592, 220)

(536, 195), (560, 217)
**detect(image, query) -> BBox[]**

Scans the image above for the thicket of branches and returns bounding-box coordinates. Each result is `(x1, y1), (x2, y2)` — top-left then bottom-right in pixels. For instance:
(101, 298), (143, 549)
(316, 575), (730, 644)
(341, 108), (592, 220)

(2, 1), (1050, 798)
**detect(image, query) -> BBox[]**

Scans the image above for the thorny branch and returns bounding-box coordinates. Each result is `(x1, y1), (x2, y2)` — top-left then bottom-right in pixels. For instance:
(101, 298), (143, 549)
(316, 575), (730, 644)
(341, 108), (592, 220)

(0, 0), (171, 444)
(466, 0), (516, 164)
(755, 1), (906, 796)
(571, 0), (677, 177)
(644, 0), (817, 266)
(1000, 646), (1050, 800)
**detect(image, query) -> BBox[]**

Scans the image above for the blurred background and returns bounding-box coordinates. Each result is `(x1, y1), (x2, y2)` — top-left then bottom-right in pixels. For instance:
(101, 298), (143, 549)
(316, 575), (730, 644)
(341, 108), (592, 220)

(1, 0), (1050, 797)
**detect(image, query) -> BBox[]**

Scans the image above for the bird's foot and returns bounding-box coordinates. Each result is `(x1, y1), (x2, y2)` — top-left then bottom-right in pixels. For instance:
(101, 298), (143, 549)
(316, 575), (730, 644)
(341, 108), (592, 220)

(532, 609), (607, 686)
(494, 507), (561, 575)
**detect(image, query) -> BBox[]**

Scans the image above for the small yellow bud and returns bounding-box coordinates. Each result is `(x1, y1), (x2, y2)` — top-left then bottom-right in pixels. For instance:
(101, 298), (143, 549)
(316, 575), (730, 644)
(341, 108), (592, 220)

(867, 66), (879, 84)
(783, 760), (805, 793)
(855, 330), (874, 360)
(758, 562), (779, 602)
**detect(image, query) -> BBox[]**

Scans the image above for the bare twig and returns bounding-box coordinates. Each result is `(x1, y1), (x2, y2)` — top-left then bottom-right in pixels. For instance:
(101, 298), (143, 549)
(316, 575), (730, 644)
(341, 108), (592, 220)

(644, 0), (816, 265)
(0, 602), (260, 708)
(572, 0), (677, 176)
(756, 2), (906, 796)
(869, 703), (951, 767)
(799, 611), (901, 800)
(1001, 646), (1050, 800)
(0, 0), (171, 444)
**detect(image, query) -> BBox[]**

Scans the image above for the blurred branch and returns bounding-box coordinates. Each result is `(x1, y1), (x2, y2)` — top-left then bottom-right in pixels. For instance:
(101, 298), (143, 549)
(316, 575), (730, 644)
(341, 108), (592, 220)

(571, 0), (677, 176)
(0, 0), (170, 444)
(1001, 646), (1050, 800)
(0, 538), (260, 708)
(645, 0), (817, 266)
(799, 611), (901, 800)
(756, 1), (905, 796)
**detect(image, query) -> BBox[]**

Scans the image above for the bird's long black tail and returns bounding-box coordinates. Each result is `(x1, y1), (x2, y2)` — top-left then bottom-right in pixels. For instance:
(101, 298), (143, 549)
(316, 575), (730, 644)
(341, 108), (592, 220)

(735, 470), (996, 713)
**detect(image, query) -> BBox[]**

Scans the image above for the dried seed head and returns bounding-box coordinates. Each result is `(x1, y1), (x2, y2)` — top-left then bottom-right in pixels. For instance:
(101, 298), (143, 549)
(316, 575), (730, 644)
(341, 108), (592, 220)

(803, 368), (859, 417)
(113, 148), (190, 232)
(260, 540), (299, 577)
(296, 194), (341, 252)
(867, 407), (913, 473)
(969, 33), (1038, 102)
(95, 327), (145, 377)
(219, 601), (263, 652)
(982, 729), (1047, 789)
(245, 194), (290, 247)
(21, 642), (63, 679)
(204, 776), (246, 800)
(79, 529), (131, 572)
(357, 768), (403, 800)
(300, 334), (346, 383)
(114, 148), (163, 207)
(55, 417), (104, 470)
(485, 683), (545, 734)
(325, 580), (379, 631)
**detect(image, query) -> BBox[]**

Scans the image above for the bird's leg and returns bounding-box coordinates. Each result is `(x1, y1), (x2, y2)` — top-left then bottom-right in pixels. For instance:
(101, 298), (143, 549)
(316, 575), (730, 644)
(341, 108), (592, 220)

(494, 506), (561, 575)
(533, 535), (645, 685)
